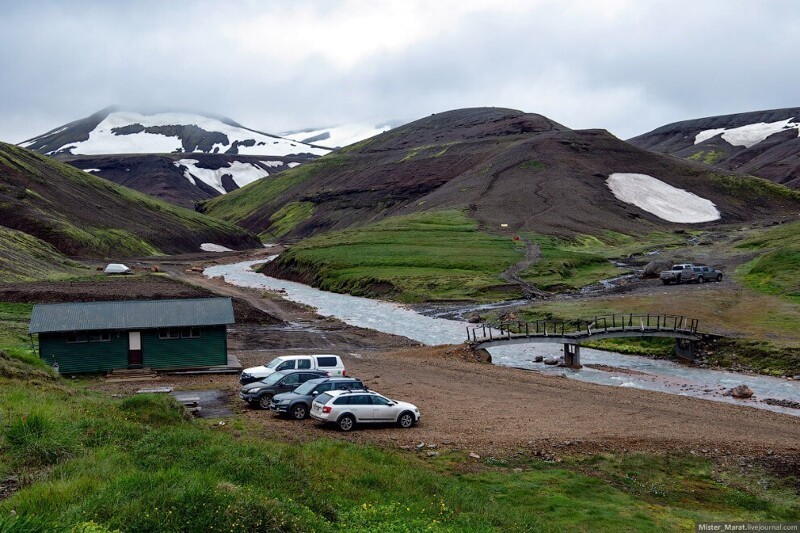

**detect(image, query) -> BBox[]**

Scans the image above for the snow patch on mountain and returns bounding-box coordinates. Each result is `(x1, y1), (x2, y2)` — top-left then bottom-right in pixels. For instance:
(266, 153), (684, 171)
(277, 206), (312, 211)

(49, 111), (330, 157)
(606, 173), (720, 223)
(200, 243), (234, 252)
(175, 159), (270, 193)
(283, 122), (393, 148)
(82, 168), (101, 173)
(694, 118), (800, 148)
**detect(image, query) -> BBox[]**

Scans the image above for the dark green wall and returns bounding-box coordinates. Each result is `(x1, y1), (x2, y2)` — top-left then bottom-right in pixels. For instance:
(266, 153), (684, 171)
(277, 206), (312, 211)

(141, 326), (227, 369)
(39, 326), (227, 373)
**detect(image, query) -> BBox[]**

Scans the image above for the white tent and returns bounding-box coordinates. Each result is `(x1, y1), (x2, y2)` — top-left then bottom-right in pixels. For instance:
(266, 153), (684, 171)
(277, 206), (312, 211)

(103, 263), (132, 274)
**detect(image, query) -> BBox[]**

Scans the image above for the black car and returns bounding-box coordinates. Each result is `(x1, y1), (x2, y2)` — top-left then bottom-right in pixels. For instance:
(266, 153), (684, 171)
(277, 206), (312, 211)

(270, 377), (365, 420)
(239, 370), (328, 409)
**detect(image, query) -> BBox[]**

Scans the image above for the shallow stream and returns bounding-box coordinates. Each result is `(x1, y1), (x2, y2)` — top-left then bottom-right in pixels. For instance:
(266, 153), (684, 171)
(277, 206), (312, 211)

(204, 259), (799, 416)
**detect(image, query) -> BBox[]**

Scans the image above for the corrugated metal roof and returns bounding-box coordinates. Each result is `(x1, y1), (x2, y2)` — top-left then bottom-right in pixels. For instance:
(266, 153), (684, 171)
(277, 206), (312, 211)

(29, 297), (235, 334)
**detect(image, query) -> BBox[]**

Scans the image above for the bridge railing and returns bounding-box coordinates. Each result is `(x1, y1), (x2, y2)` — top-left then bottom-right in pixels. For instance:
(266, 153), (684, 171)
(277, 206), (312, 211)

(466, 313), (698, 342)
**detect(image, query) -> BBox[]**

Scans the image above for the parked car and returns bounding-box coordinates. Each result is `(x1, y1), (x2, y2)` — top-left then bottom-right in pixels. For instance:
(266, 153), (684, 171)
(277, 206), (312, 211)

(270, 376), (365, 419)
(686, 265), (723, 283)
(240, 354), (346, 385)
(310, 389), (420, 431)
(239, 369), (328, 409)
(659, 263), (695, 285)
(660, 263), (723, 285)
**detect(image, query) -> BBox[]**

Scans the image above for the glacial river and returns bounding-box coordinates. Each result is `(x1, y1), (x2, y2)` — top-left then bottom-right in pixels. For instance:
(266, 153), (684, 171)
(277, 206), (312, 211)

(205, 259), (800, 416)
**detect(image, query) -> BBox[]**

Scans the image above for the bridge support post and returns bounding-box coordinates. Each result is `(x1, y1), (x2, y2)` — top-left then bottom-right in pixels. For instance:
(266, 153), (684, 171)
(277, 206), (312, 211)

(674, 339), (697, 361)
(563, 343), (582, 368)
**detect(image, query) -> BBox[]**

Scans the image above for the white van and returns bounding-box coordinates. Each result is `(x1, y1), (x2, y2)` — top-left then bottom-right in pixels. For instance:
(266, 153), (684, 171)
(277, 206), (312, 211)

(240, 354), (346, 384)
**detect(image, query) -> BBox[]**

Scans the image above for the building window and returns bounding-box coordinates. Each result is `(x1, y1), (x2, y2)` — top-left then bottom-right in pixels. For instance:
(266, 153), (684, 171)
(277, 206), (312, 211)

(181, 327), (201, 339)
(66, 332), (88, 343)
(88, 331), (111, 342)
(159, 328), (180, 339)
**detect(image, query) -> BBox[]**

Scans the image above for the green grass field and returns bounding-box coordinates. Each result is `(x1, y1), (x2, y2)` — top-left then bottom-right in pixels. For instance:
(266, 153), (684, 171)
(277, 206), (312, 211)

(264, 210), (523, 302)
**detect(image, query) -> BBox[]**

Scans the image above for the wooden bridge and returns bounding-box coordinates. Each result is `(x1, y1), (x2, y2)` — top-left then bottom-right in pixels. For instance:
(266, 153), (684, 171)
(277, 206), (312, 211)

(466, 314), (702, 367)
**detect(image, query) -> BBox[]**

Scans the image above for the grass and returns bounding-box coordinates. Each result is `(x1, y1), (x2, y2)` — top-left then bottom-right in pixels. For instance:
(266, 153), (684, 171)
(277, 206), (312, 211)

(0, 142), (257, 258)
(202, 155), (347, 225)
(687, 150), (726, 165)
(264, 210), (523, 302)
(734, 220), (800, 302)
(0, 226), (86, 282)
(262, 201), (314, 240)
(519, 231), (688, 292)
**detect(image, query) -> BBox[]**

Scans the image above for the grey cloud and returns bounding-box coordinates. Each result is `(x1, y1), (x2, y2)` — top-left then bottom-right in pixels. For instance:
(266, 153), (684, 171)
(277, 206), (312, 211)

(1, 1), (798, 143)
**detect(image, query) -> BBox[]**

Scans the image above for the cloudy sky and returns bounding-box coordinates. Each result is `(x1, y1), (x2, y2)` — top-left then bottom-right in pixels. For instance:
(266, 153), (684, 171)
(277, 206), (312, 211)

(1, 0), (798, 143)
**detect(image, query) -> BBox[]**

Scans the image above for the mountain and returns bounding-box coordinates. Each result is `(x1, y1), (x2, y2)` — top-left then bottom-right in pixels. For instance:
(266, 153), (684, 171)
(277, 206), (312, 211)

(282, 120), (401, 149)
(19, 107), (330, 207)
(203, 107), (800, 241)
(0, 142), (260, 259)
(628, 107), (800, 188)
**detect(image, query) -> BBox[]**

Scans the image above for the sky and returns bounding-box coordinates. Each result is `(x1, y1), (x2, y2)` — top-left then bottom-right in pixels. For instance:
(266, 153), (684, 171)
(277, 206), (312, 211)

(1, 0), (799, 143)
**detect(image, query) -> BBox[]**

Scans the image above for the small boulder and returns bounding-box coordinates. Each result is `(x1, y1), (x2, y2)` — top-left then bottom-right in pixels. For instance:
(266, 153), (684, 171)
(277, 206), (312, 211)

(533, 355), (544, 363)
(150, 265), (160, 273)
(641, 260), (672, 279)
(468, 314), (482, 324)
(723, 385), (754, 399)
(469, 452), (481, 460)
(543, 357), (560, 366)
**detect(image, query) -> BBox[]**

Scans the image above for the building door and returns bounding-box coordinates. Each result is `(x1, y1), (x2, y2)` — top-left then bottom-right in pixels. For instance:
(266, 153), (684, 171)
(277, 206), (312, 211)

(128, 331), (143, 367)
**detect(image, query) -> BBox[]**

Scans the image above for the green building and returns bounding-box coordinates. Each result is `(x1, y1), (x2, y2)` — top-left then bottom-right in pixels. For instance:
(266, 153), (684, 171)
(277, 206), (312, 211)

(29, 297), (234, 374)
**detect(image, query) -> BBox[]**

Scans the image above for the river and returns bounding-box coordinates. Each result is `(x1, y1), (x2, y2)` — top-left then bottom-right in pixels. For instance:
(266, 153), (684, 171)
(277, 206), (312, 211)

(204, 259), (799, 416)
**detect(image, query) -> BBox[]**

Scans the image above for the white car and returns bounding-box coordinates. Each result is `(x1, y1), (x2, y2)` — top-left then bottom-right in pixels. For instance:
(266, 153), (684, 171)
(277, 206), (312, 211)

(310, 389), (420, 431)
(240, 354), (346, 384)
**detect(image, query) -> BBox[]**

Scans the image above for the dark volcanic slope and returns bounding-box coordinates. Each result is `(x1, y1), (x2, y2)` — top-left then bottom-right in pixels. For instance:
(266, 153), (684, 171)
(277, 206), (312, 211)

(629, 107), (800, 188)
(0, 142), (260, 257)
(61, 153), (305, 209)
(204, 107), (800, 241)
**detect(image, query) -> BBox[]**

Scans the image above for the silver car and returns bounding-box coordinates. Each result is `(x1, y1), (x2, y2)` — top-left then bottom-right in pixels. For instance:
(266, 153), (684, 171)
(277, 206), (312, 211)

(310, 389), (420, 431)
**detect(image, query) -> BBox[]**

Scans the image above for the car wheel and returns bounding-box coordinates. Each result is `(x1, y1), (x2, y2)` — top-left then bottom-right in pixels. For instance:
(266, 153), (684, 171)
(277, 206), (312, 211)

(337, 414), (355, 432)
(257, 394), (273, 410)
(697, 276), (704, 284)
(290, 403), (308, 420)
(662, 280), (670, 285)
(716, 274), (722, 282)
(676, 276), (681, 284)
(398, 411), (415, 429)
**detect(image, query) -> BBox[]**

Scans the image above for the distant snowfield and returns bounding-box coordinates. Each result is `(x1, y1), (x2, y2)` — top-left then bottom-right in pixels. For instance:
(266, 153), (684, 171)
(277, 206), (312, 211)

(82, 168), (101, 173)
(607, 173), (720, 223)
(175, 159), (273, 193)
(283, 122), (392, 148)
(51, 111), (330, 157)
(200, 243), (234, 252)
(694, 118), (800, 148)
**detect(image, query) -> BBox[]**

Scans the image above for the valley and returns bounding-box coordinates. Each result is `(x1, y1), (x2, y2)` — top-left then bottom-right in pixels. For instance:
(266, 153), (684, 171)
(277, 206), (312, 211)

(1, 106), (799, 530)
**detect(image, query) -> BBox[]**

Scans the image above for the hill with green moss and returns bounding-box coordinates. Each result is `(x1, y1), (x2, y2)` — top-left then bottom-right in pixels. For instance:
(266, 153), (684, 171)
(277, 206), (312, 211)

(0, 142), (260, 257)
(203, 107), (800, 243)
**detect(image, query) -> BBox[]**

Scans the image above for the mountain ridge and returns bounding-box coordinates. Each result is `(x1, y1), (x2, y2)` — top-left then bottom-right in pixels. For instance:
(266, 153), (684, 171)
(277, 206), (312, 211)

(629, 107), (800, 188)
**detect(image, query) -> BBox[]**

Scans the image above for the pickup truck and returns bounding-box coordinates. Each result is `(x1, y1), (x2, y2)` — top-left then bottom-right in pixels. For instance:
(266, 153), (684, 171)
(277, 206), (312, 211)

(660, 264), (723, 285)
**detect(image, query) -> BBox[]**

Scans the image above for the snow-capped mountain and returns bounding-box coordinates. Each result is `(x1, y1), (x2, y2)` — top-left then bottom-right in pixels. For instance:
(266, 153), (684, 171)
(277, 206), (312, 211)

(629, 107), (800, 188)
(20, 107), (330, 207)
(282, 120), (401, 149)
(21, 107), (330, 157)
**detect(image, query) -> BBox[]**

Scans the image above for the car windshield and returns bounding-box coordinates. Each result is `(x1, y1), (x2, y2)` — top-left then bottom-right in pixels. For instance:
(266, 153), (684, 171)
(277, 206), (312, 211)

(259, 373), (284, 386)
(265, 358), (283, 369)
(294, 380), (321, 395)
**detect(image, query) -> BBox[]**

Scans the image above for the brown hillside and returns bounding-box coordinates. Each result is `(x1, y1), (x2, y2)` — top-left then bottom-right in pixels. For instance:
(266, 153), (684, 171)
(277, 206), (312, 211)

(204, 108), (800, 240)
